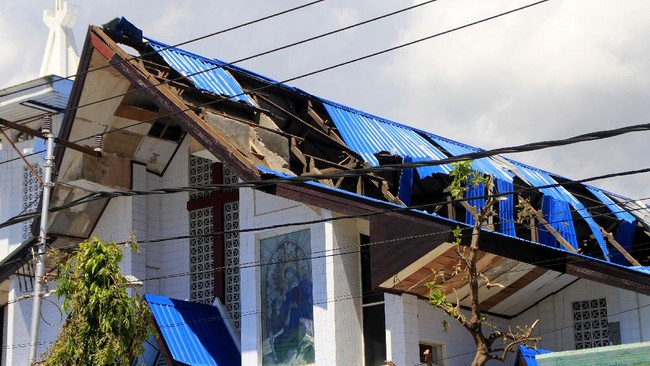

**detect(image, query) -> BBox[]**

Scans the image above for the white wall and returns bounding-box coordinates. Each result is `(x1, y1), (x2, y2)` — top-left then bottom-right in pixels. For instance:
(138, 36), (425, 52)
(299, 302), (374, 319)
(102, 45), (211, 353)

(239, 189), (364, 366)
(0, 137), (192, 365)
(382, 277), (650, 366)
(514, 278), (650, 351)
(1, 137), (57, 365)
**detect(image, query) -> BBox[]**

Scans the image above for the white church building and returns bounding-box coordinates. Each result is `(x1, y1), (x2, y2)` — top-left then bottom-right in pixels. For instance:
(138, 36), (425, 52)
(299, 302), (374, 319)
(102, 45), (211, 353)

(0, 4), (649, 366)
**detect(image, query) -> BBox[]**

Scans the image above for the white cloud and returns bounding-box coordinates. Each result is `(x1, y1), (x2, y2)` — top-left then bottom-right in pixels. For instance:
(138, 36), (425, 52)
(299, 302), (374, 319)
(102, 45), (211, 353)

(0, 0), (648, 198)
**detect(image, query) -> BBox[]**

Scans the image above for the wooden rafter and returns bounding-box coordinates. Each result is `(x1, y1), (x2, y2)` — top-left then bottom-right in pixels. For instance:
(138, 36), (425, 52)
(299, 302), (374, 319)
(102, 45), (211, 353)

(306, 100), (347, 146)
(518, 197), (577, 253)
(600, 227), (641, 266)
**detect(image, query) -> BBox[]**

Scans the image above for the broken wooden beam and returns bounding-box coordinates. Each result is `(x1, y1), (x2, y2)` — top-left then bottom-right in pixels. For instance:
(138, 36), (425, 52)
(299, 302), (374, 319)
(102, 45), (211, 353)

(600, 227), (641, 266)
(518, 197), (577, 253)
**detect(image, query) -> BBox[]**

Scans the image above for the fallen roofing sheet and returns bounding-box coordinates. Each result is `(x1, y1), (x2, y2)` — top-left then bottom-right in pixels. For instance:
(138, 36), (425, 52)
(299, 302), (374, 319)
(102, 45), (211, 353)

(145, 294), (241, 366)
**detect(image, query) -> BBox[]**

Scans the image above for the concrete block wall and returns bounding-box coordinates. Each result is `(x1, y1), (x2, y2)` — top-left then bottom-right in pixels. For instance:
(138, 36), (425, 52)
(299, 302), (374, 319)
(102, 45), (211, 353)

(385, 293), (420, 366)
(156, 142), (189, 301)
(1, 137), (63, 365)
(330, 213), (363, 365)
(92, 140), (190, 300)
(514, 278), (650, 352)
(0, 138), (41, 257)
(0, 148), (9, 261)
(239, 189), (364, 366)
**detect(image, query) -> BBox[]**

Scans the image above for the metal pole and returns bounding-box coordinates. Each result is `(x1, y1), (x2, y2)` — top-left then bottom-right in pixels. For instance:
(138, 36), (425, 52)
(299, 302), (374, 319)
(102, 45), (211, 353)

(28, 115), (55, 364)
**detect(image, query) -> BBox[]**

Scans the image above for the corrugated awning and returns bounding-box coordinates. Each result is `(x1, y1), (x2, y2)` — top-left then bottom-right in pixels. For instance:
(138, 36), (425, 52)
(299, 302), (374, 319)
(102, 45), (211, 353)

(146, 39), (255, 106)
(145, 294), (241, 366)
(322, 100), (452, 177)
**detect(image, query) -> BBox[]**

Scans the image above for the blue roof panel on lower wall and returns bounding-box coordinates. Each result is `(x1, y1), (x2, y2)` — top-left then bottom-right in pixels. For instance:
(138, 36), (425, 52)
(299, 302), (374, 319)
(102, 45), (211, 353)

(322, 100), (452, 177)
(147, 39), (255, 106)
(145, 294), (241, 366)
(515, 345), (552, 366)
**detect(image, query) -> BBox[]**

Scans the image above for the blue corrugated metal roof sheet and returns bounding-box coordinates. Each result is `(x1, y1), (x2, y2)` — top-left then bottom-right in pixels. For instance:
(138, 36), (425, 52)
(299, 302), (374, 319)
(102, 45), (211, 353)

(322, 100), (452, 177)
(586, 186), (637, 264)
(513, 162), (610, 259)
(147, 39), (255, 106)
(427, 134), (513, 182)
(586, 186), (636, 224)
(514, 345), (552, 366)
(145, 294), (241, 366)
(427, 134), (517, 235)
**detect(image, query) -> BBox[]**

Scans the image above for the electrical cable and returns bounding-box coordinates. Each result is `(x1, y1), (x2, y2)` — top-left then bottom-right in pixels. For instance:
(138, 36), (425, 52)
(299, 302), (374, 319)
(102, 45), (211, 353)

(4, 219), (649, 350)
(0, 0), (552, 169)
(24, 195), (645, 291)
(2, 162), (648, 232)
(0, 0), (439, 133)
(0, 0), (326, 100)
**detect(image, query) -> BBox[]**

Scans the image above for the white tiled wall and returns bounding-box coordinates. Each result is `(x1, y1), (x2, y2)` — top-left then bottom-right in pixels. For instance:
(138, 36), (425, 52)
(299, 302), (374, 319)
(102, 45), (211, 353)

(240, 189), (364, 366)
(514, 278), (650, 351)
(1, 138), (63, 365)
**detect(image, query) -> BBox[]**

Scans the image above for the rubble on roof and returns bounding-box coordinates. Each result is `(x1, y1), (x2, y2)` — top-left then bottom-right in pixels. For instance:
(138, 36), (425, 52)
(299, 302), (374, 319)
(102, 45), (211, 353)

(47, 17), (649, 268)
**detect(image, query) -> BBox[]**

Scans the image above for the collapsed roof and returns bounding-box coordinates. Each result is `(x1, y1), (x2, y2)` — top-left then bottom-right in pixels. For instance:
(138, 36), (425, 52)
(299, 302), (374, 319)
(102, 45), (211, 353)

(23, 18), (650, 316)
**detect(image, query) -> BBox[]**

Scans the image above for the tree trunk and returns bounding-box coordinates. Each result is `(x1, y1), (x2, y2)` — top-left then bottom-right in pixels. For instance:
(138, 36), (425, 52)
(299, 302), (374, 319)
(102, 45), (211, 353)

(470, 345), (490, 366)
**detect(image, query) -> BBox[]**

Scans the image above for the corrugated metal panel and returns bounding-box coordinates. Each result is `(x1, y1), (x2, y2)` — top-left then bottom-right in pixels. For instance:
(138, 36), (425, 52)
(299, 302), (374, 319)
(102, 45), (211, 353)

(427, 135), (517, 236)
(145, 294), (241, 366)
(609, 194), (650, 231)
(515, 164), (578, 248)
(147, 39), (255, 106)
(427, 134), (513, 182)
(515, 345), (552, 366)
(537, 341), (650, 366)
(586, 186), (636, 223)
(586, 186), (637, 264)
(513, 163), (610, 259)
(322, 101), (452, 177)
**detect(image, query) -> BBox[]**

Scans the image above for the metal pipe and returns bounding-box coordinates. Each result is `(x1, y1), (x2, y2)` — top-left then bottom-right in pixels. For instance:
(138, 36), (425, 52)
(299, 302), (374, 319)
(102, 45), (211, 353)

(28, 116), (55, 364)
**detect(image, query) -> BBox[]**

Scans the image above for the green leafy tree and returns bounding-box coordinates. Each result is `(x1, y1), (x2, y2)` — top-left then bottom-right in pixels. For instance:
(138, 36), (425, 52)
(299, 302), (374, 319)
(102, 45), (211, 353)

(426, 161), (540, 366)
(40, 237), (151, 365)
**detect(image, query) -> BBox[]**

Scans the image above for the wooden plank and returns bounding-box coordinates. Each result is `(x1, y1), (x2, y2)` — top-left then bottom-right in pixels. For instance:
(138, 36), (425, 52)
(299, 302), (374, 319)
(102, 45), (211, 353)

(381, 243), (454, 290)
(307, 100), (347, 146)
(478, 264), (544, 311)
(488, 270), (570, 315)
(113, 103), (162, 122)
(256, 93), (349, 149)
(444, 253), (502, 300)
(90, 27), (259, 181)
(600, 227), (641, 266)
(476, 260), (534, 295)
(371, 214), (451, 289)
(519, 197), (577, 253)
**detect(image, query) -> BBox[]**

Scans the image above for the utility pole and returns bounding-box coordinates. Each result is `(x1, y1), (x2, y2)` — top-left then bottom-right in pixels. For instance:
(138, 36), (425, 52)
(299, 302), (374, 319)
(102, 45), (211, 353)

(0, 115), (100, 364)
(28, 115), (55, 364)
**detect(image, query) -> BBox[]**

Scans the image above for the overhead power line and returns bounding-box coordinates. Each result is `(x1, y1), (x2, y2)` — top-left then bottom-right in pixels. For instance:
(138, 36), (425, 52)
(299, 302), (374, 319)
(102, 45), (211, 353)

(1, 0), (439, 131)
(0, 0), (326, 100)
(0, 0), (550, 168)
(1, 160), (648, 235)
